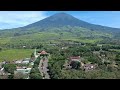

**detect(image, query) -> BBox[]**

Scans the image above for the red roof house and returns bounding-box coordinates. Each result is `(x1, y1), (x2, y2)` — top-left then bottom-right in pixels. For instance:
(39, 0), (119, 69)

(69, 56), (80, 61)
(40, 50), (47, 54)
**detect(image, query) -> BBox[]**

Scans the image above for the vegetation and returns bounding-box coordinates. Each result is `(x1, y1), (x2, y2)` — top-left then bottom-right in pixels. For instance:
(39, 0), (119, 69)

(0, 49), (34, 61)
(29, 56), (42, 79)
(4, 64), (16, 74)
(47, 43), (120, 79)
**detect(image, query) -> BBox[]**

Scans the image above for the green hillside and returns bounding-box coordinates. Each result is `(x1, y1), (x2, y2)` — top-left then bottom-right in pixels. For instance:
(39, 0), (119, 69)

(0, 26), (113, 49)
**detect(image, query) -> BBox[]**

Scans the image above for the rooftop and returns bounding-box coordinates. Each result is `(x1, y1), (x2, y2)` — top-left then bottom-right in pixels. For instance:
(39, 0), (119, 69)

(40, 50), (48, 54)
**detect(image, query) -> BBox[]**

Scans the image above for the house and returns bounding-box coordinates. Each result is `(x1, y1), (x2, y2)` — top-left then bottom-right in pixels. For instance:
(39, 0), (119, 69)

(34, 49), (49, 59)
(14, 68), (31, 74)
(63, 56), (81, 69)
(38, 50), (49, 57)
(21, 60), (29, 64)
(15, 60), (22, 64)
(67, 56), (81, 66)
(83, 64), (96, 71)
(39, 50), (48, 55)
(21, 58), (30, 64)
(30, 62), (34, 66)
(69, 56), (80, 62)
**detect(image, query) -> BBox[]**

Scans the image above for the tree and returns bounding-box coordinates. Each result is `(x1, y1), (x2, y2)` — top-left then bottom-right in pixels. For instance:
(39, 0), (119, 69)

(30, 67), (40, 74)
(34, 56), (40, 66)
(29, 73), (42, 79)
(4, 64), (16, 74)
(70, 61), (80, 69)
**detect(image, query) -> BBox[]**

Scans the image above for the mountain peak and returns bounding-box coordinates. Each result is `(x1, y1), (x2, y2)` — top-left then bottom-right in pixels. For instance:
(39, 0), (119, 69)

(51, 12), (74, 18)
(53, 12), (70, 15)
(46, 12), (78, 22)
(23, 12), (89, 29)
(22, 12), (120, 33)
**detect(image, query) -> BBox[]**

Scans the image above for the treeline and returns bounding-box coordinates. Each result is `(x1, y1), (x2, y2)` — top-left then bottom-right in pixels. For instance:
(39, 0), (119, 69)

(102, 45), (120, 51)
(99, 38), (120, 45)
(2, 43), (43, 49)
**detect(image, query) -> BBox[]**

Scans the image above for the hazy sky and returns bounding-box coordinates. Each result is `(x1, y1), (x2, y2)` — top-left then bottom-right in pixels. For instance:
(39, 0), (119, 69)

(0, 11), (120, 29)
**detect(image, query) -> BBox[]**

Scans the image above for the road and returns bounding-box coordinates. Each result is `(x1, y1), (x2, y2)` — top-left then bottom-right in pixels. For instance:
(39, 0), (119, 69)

(39, 57), (50, 79)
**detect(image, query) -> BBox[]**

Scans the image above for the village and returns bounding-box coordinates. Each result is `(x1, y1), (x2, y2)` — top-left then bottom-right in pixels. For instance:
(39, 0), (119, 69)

(0, 46), (99, 79)
(0, 42), (119, 79)
(0, 49), (51, 79)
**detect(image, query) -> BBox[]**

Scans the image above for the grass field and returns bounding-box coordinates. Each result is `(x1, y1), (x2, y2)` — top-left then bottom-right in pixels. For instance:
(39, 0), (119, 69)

(0, 49), (34, 62)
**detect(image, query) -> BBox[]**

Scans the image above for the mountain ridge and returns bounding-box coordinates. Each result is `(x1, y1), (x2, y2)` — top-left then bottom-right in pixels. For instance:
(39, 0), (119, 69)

(16, 12), (120, 34)
(0, 12), (120, 39)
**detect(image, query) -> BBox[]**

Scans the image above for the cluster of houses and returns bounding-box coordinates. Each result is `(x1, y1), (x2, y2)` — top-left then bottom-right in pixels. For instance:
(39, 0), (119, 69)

(14, 58), (33, 76)
(63, 55), (97, 71)
(0, 58), (34, 77)
(0, 48), (98, 79)
(0, 50), (50, 79)
(21, 50), (49, 75)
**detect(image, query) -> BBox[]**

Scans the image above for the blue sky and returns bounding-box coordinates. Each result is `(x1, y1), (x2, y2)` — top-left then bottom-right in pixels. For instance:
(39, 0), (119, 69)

(0, 11), (120, 29)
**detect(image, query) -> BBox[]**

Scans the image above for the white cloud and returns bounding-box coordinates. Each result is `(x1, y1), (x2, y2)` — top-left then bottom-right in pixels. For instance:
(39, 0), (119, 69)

(0, 11), (48, 29)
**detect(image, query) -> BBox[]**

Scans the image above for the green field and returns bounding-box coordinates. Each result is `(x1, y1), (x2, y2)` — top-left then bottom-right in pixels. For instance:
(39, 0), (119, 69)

(0, 49), (34, 62)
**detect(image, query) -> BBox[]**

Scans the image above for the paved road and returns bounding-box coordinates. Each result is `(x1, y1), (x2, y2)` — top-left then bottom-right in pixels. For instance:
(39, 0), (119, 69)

(39, 57), (50, 79)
